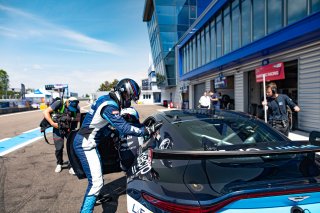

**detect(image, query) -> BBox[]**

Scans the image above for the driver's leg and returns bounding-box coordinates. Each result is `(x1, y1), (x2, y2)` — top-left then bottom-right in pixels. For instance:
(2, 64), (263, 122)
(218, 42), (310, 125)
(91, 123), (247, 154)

(74, 136), (103, 212)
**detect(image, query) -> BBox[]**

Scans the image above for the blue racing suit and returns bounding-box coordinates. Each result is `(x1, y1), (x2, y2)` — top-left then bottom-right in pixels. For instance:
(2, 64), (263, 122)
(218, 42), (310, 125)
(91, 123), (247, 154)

(73, 95), (147, 213)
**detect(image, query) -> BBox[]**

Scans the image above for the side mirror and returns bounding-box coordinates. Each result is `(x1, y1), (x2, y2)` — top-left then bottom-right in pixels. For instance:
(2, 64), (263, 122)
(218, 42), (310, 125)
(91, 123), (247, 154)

(309, 131), (320, 146)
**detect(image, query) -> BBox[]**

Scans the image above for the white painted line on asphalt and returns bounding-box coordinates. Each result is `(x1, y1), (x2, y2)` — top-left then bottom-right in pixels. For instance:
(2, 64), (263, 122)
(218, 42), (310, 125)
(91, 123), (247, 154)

(81, 103), (91, 112)
(0, 138), (10, 143)
(0, 136), (42, 156)
(0, 110), (41, 118)
(23, 127), (40, 133)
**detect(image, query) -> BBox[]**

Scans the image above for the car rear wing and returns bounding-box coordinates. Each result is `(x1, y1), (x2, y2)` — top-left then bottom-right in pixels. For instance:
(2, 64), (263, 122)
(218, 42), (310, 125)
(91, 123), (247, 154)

(151, 142), (320, 160)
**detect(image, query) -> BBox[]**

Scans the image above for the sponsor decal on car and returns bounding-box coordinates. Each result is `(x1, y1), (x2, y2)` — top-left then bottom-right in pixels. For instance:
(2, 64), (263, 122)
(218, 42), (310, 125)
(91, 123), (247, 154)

(131, 152), (152, 176)
(127, 195), (153, 213)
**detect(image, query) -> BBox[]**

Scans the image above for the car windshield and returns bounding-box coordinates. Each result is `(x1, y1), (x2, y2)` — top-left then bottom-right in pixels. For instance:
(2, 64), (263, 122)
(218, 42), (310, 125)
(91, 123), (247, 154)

(169, 111), (287, 150)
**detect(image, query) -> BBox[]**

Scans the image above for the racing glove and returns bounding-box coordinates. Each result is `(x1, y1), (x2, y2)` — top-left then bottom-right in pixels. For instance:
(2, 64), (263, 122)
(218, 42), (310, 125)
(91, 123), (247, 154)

(144, 121), (163, 136)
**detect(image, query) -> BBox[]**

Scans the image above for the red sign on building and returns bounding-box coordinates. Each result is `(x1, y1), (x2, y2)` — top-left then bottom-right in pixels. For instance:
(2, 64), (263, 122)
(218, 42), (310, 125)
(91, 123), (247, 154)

(255, 62), (285, 83)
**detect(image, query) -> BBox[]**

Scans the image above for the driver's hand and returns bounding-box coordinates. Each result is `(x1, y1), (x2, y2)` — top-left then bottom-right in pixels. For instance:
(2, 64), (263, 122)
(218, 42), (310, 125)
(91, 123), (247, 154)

(145, 121), (163, 136)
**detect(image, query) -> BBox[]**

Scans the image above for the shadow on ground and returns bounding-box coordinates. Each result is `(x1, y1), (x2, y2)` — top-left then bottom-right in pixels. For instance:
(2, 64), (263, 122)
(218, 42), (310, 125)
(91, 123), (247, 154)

(99, 176), (127, 213)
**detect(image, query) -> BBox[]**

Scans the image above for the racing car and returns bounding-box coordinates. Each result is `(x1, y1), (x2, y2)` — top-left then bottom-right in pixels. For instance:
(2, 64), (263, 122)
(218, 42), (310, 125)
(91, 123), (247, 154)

(67, 109), (320, 213)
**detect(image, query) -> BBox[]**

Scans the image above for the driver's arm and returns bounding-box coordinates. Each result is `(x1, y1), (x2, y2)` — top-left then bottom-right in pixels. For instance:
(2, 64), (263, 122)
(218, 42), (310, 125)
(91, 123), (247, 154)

(101, 105), (148, 137)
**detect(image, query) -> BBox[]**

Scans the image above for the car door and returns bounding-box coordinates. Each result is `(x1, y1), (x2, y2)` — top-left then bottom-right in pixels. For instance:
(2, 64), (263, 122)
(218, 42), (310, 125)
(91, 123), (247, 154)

(66, 112), (122, 179)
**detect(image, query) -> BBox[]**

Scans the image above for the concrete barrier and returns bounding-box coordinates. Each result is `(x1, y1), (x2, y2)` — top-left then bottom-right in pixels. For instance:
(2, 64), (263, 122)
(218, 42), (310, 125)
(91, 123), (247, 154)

(0, 107), (38, 115)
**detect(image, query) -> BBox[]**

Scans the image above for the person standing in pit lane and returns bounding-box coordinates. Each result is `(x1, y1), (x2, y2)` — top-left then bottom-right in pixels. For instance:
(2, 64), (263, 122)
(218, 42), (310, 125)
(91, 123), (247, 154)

(198, 91), (211, 109)
(262, 82), (300, 136)
(43, 96), (80, 174)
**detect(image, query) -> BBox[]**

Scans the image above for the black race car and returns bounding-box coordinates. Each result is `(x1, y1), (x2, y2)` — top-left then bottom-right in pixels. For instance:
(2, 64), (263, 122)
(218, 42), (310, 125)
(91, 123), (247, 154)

(67, 109), (320, 213)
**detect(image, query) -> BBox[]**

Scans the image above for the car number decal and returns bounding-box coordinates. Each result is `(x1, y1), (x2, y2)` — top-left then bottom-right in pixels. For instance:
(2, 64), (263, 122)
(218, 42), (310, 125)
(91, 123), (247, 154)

(131, 152), (152, 175)
(127, 195), (153, 213)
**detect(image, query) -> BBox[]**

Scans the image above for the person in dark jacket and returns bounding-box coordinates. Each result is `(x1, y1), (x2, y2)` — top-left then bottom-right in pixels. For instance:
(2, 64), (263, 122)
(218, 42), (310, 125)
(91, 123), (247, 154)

(73, 78), (159, 213)
(43, 97), (80, 174)
(262, 82), (300, 136)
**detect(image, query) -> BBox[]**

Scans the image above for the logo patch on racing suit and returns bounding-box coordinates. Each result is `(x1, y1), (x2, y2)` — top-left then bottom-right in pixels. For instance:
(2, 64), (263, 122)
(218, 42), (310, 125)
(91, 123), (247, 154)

(112, 110), (120, 115)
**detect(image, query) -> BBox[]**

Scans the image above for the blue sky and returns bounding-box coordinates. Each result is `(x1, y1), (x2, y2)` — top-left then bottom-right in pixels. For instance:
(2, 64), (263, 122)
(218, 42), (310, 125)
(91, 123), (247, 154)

(0, 0), (151, 96)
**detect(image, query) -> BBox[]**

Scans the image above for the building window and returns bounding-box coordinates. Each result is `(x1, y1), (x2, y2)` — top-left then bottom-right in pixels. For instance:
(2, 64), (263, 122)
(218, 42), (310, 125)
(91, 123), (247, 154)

(183, 46), (186, 74)
(216, 13), (222, 58)
(184, 45), (188, 73)
(311, 0), (320, 13)
(241, 0), (251, 46)
(197, 34), (201, 68)
(189, 4), (197, 19)
(287, 0), (308, 25)
(267, 0), (283, 34)
(253, 0), (265, 40)
(201, 29), (206, 66)
(223, 5), (231, 54)
(210, 19), (216, 60)
(187, 43), (191, 72)
(189, 41), (193, 71)
(205, 25), (210, 63)
(192, 37), (196, 70)
(232, 0), (240, 50)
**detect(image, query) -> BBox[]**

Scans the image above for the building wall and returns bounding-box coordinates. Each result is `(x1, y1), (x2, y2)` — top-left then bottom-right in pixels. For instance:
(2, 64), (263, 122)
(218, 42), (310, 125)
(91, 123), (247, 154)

(183, 40), (320, 132)
(145, 0), (320, 132)
(234, 72), (244, 111)
(297, 43), (320, 131)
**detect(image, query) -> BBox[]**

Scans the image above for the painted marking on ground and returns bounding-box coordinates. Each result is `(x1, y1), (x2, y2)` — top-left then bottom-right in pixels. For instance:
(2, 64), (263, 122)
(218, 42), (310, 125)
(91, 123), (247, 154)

(23, 127), (40, 133)
(0, 127), (52, 156)
(0, 138), (10, 143)
(0, 109), (41, 118)
(81, 103), (91, 112)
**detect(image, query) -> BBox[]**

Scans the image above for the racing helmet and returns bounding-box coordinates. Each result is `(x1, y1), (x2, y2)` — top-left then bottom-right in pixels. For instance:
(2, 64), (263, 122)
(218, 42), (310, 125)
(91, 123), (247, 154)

(120, 107), (140, 124)
(67, 97), (79, 112)
(114, 78), (141, 108)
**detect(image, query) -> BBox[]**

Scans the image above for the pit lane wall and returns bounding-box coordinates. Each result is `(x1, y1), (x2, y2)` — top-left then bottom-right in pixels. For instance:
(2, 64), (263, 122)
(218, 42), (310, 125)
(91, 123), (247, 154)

(0, 107), (37, 115)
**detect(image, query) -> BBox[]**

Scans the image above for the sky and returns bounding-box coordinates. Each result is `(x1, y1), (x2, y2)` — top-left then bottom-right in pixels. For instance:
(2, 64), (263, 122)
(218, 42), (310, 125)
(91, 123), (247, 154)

(0, 0), (151, 96)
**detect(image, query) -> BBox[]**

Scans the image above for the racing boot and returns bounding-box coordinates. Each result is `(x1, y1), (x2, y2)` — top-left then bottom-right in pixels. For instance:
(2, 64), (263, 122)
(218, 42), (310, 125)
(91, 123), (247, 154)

(95, 194), (112, 206)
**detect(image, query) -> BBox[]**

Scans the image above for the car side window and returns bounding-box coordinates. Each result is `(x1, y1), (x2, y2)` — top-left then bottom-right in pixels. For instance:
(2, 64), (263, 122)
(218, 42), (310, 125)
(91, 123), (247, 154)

(177, 118), (286, 149)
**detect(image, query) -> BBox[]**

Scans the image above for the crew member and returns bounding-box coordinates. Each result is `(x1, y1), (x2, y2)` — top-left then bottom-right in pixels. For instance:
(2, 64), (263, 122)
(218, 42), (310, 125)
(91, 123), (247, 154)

(262, 82), (300, 136)
(118, 107), (143, 171)
(43, 96), (80, 174)
(198, 91), (210, 109)
(210, 89), (221, 110)
(73, 78), (159, 213)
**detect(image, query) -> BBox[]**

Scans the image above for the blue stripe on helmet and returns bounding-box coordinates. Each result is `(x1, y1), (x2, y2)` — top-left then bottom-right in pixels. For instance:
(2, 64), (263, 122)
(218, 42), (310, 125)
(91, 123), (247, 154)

(129, 80), (138, 97)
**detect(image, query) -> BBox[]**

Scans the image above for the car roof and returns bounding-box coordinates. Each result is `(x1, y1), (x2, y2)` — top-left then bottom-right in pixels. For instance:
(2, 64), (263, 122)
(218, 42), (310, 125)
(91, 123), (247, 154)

(155, 109), (255, 124)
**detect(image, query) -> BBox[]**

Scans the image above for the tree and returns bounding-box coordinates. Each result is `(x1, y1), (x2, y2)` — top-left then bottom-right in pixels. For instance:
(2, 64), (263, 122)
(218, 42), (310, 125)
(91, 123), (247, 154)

(0, 69), (9, 97)
(98, 79), (119, 91)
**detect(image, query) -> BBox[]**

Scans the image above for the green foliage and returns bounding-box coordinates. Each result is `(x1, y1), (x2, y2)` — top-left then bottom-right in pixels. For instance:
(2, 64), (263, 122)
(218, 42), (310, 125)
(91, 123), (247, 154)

(0, 69), (9, 92)
(98, 79), (119, 91)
